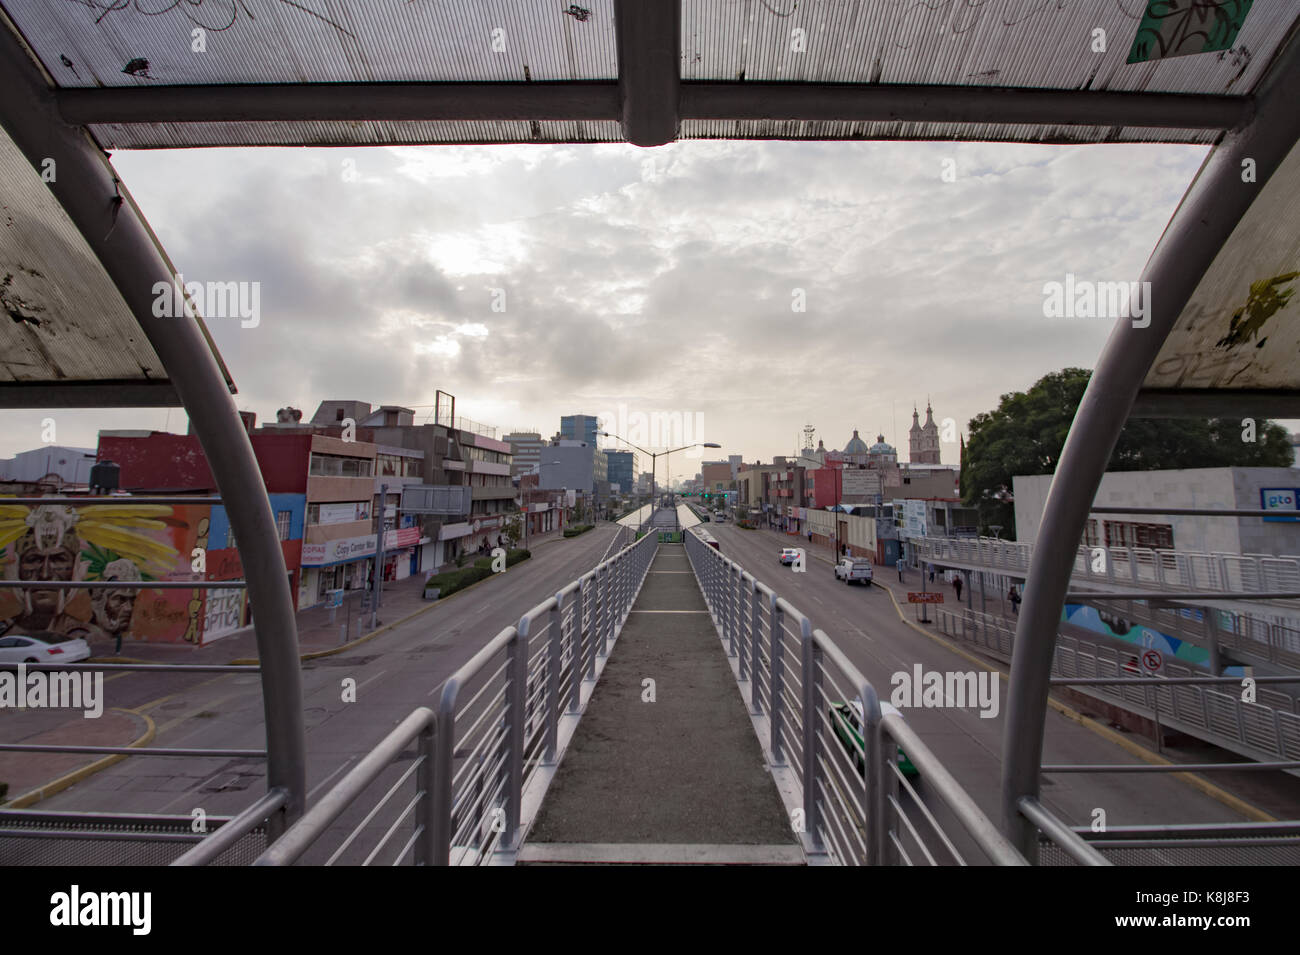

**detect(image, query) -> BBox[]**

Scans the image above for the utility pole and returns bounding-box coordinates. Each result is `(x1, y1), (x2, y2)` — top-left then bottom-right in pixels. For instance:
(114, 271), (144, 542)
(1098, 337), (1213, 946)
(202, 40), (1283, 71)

(373, 481), (387, 628)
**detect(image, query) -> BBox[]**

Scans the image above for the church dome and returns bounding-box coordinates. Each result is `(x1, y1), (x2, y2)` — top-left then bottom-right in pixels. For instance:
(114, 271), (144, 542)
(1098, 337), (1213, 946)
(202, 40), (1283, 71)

(868, 434), (896, 455)
(842, 429), (870, 455)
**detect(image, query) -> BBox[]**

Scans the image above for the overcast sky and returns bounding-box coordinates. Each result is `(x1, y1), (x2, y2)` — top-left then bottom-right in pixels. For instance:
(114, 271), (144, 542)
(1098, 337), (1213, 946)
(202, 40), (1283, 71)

(2, 138), (1214, 483)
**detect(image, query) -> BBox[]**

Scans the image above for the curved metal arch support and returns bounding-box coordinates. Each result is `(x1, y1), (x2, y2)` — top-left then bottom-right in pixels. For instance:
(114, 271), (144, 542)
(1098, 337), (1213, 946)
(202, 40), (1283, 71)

(0, 23), (306, 835)
(1000, 31), (1300, 860)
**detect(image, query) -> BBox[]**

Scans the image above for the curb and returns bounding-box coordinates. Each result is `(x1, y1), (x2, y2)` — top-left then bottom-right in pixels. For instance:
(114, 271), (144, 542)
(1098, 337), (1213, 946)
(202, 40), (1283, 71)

(873, 582), (1275, 823)
(2, 708), (158, 810)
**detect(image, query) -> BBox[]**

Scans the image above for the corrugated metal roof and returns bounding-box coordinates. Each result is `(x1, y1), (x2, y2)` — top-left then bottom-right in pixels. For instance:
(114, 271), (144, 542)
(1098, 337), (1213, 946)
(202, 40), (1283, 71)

(9, 0), (618, 86)
(0, 123), (178, 395)
(680, 0), (1286, 94)
(2, 1), (1290, 150)
(1143, 139), (1300, 392)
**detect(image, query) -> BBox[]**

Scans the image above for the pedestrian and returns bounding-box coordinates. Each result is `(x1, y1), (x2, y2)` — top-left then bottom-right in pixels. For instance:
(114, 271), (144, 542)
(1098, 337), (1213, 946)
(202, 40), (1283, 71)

(928, 563), (935, 583)
(1009, 584), (1022, 615)
(896, 557), (904, 582)
(954, 574), (964, 602)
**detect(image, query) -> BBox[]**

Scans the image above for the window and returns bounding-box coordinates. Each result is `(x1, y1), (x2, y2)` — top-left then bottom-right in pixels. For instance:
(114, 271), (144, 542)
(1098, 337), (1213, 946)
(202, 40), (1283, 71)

(309, 453), (374, 477)
(276, 510), (292, 541)
(335, 408), (345, 422)
(1087, 520), (1174, 549)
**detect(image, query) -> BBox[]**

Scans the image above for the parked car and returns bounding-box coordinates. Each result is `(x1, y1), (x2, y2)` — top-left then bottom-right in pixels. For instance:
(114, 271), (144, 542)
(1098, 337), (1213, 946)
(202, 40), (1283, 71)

(834, 557), (873, 584)
(829, 700), (918, 777)
(0, 634), (91, 664)
(779, 547), (802, 566)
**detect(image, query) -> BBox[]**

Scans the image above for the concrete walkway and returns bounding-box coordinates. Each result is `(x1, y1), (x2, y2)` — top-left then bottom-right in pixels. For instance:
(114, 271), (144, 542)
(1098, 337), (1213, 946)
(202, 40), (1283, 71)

(523, 544), (799, 863)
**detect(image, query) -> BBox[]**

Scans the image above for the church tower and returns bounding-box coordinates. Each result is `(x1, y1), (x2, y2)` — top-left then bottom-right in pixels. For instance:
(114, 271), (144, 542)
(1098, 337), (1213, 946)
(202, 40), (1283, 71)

(908, 405), (924, 463)
(918, 400), (941, 464)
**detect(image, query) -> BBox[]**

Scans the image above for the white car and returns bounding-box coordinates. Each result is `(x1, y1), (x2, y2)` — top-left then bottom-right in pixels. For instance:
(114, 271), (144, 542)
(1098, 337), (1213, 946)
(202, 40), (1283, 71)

(834, 557), (873, 585)
(0, 634), (92, 664)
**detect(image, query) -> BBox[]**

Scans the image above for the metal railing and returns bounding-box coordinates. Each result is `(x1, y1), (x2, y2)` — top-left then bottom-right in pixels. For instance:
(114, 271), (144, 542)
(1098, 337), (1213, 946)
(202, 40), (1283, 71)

(682, 530), (1026, 866)
(935, 607), (1300, 767)
(915, 536), (1300, 603)
(1081, 595), (1300, 671)
(248, 531), (658, 865)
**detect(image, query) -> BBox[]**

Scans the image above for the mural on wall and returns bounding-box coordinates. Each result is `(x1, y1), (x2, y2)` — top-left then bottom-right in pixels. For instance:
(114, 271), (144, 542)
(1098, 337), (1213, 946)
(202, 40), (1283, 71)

(0, 500), (210, 648)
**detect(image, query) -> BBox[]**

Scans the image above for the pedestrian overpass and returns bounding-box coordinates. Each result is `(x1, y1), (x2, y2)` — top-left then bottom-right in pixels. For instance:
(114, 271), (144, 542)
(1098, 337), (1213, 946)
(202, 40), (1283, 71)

(2, 1), (1300, 864)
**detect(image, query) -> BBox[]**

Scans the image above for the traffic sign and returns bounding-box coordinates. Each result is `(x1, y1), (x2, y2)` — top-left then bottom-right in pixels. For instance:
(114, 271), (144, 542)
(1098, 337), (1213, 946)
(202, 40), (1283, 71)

(1141, 649), (1163, 674)
(907, 592), (944, 604)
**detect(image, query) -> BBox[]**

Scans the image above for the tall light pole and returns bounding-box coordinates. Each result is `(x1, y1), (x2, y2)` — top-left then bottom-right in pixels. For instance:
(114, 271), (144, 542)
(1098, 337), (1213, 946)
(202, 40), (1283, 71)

(596, 430), (720, 533)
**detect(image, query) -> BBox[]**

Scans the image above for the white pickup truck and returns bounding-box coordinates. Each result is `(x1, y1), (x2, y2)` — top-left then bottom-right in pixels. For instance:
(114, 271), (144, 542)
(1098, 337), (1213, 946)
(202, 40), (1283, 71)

(834, 557), (873, 585)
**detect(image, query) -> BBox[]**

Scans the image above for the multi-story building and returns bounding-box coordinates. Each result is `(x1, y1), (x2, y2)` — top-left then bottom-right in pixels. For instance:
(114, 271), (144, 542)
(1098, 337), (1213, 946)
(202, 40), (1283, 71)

(560, 414), (600, 447)
(1013, 466), (1300, 553)
(362, 405), (513, 565)
(538, 440), (607, 513)
(700, 461), (732, 494)
(505, 431), (544, 479)
(605, 449), (636, 495)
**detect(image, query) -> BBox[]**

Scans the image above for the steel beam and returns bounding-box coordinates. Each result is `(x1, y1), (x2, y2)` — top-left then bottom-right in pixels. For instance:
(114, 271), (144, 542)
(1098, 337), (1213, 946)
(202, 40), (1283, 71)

(615, 3), (681, 146)
(57, 82), (619, 126)
(1132, 388), (1300, 418)
(1000, 30), (1300, 861)
(0, 18), (306, 837)
(0, 380), (183, 408)
(682, 83), (1249, 131)
(51, 82), (1246, 142)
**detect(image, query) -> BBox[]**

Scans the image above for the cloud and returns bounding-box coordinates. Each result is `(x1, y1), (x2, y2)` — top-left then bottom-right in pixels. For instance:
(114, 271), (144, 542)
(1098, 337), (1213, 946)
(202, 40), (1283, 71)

(1, 139), (1214, 480)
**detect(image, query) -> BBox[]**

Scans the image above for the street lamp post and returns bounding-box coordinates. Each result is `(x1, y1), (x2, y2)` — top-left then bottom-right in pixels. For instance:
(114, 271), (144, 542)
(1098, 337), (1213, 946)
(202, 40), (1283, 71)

(596, 430), (721, 534)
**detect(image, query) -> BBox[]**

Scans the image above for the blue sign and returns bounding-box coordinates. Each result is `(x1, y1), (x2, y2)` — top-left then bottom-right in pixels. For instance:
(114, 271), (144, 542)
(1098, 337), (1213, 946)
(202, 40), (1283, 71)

(1260, 488), (1300, 522)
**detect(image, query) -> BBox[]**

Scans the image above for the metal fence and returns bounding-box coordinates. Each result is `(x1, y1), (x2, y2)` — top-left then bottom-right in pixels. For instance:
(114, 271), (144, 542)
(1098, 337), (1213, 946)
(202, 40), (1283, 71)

(682, 529), (1027, 866)
(915, 537), (1300, 600)
(935, 607), (1300, 766)
(246, 531), (658, 866)
(1082, 595), (1300, 671)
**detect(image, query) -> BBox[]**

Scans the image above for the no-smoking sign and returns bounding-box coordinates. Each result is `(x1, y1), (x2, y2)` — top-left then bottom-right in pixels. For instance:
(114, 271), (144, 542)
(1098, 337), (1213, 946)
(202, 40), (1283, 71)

(1141, 649), (1163, 674)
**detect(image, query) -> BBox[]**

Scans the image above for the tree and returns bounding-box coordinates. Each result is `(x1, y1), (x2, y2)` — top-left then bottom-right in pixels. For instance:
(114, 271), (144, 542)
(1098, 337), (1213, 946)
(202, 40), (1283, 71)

(961, 367), (1294, 538)
(502, 514), (522, 547)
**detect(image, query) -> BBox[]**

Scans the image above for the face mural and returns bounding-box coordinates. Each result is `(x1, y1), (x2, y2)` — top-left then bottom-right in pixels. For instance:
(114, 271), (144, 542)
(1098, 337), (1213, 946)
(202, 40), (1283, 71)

(0, 500), (194, 647)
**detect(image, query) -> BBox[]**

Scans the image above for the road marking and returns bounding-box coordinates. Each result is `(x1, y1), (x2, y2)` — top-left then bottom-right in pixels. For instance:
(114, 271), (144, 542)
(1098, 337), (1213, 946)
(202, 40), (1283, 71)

(356, 668), (389, 692)
(628, 610), (709, 614)
(307, 755), (358, 801)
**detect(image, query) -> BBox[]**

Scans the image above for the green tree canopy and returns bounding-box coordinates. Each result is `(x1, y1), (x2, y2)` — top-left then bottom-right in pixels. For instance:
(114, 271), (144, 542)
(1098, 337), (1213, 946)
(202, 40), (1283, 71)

(960, 368), (1294, 538)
